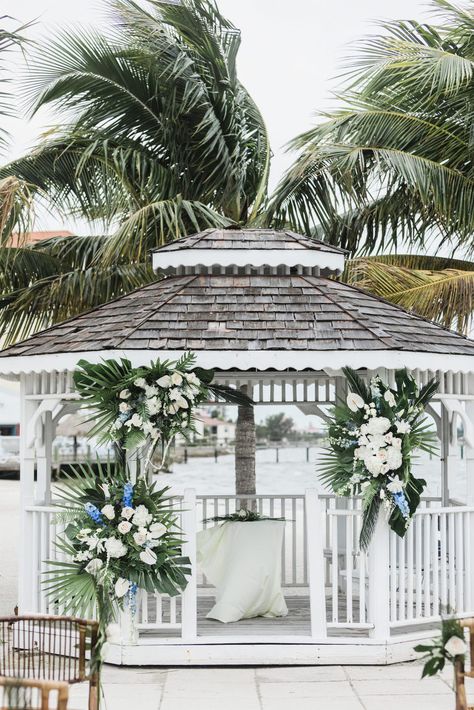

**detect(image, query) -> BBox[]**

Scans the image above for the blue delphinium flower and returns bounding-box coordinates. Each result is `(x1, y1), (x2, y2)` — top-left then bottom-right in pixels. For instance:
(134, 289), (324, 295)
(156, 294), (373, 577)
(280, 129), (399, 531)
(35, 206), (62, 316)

(122, 482), (134, 508)
(393, 490), (410, 519)
(125, 582), (139, 615)
(84, 502), (104, 525)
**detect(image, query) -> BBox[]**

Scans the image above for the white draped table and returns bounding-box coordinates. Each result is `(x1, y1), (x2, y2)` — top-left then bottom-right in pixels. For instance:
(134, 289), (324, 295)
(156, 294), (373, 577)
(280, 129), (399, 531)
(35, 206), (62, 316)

(196, 520), (288, 623)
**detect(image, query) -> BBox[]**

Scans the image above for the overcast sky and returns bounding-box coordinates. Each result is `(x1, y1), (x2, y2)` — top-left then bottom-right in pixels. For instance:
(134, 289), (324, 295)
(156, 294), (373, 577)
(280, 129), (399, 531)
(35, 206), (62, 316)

(2, 0), (432, 231)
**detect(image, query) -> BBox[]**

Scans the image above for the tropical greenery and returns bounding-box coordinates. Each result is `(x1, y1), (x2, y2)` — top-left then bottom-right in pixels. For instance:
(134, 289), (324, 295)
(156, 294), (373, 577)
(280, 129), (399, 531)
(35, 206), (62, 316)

(319, 368), (438, 548)
(0, 0), (269, 343)
(73, 352), (251, 469)
(0, 17), (33, 250)
(1, 0), (474, 340)
(271, 0), (474, 332)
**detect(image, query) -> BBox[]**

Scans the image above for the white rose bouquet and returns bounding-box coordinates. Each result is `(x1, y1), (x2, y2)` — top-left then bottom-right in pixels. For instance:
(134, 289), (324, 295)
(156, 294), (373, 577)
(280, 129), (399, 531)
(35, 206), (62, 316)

(73, 352), (252, 470)
(44, 463), (191, 622)
(320, 367), (438, 548)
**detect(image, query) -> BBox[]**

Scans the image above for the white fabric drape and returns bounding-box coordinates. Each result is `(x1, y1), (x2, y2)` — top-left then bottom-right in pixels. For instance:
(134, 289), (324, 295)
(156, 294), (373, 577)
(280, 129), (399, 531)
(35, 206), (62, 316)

(197, 520), (288, 623)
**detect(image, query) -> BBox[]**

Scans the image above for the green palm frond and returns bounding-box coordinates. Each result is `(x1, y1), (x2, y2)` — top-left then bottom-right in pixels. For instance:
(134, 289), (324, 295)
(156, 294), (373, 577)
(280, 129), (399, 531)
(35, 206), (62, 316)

(272, 0), (474, 253)
(344, 254), (474, 333)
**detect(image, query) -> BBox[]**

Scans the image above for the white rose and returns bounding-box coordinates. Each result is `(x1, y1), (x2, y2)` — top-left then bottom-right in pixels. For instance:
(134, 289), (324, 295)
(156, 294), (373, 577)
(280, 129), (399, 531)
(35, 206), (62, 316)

(144, 385), (159, 398)
(117, 520), (132, 534)
(396, 420), (411, 434)
(114, 577), (130, 598)
(366, 417), (391, 435)
(121, 506), (134, 520)
(367, 433), (388, 451)
(385, 446), (403, 471)
(139, 548), (157, 565)
(105, 623), (122, 644)
(185, 372), (200, 386)
(364, 456), (384, 477)
(149, 522), (167, 539)
(134, 377), (147, 389)
(101, 504), (115, 520)
(133, 529), (148, 546)
(148, 397), (162, 415)
(129, 413), (143, 428)
(119, 389), (131, 399)
(347, 392), (365, 412)
(156, 375), (172, 388)
(445, 636), (467, 657)
(375, 448), (388, 462)
(119, 402), (131, 413)
(105, 538), (127, 558)
(171, 372), (183, 386)
(143, 421), (160, 439)
(85, 558), (103, 576)
(384, 390), (396, 407)
(387, 475), (404, 494)
(132, 505), (152, 527)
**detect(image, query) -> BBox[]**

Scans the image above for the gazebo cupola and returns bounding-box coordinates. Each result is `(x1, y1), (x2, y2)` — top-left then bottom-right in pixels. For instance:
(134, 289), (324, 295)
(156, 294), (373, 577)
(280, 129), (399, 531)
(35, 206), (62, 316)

(152, 228), (346, 276)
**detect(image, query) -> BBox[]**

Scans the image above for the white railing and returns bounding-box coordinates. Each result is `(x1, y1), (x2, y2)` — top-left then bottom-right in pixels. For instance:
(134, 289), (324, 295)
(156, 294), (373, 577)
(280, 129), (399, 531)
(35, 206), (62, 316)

(389, 506), (474, 627)
(23, 493), (474, 644)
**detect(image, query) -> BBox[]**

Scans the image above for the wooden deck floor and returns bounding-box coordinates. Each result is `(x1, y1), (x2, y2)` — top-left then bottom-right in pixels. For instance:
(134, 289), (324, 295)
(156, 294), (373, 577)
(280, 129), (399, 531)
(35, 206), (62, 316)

(140, 592), (368, 639)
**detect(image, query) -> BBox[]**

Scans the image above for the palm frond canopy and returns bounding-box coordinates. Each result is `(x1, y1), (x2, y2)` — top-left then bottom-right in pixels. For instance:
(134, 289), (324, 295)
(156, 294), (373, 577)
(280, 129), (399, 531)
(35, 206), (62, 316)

(2, 0), (269, 236)
(345, 254), (474, 334)
(270, 0), (474, 253)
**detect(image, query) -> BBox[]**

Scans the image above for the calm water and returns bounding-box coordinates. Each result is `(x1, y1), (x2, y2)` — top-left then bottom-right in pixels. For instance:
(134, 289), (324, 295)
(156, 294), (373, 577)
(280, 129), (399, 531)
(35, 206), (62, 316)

(156, 445), (467, 502)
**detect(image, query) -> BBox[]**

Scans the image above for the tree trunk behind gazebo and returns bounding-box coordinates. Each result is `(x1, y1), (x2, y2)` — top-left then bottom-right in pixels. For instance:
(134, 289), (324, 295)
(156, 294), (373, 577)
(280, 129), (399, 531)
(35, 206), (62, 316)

(235, 385), (256, 499)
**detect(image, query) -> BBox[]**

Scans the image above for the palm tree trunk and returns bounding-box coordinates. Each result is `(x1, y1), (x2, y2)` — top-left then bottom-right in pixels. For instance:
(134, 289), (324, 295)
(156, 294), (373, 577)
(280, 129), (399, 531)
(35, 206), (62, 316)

(235, 386), (256, 506)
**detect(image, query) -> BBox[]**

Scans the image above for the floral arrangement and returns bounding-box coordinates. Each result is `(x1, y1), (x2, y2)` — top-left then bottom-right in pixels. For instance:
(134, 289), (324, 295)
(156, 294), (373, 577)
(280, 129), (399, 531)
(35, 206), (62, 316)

(415, 615), (467, 677)
(203, 508), (285, 523)
(45, 461), (190, 624)
(319, 367), (438, 548)
(73, 352), (251, 469)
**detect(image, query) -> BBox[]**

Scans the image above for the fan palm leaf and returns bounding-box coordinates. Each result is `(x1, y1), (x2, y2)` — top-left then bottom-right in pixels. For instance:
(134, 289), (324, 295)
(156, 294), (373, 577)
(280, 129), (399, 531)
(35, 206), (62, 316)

(344, 254), (474, 333)
(271, 0), (474, 251)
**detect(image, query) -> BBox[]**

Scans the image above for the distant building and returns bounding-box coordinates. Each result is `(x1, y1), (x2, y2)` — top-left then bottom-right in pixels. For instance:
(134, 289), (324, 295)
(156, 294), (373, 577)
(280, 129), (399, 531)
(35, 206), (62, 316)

(194, 411), (236, 446)
(9, 230), (74, 247)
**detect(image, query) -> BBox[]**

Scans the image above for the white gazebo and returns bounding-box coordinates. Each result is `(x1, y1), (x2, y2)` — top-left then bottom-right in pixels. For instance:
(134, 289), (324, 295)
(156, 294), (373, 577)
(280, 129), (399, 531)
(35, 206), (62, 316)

(2, 228), (474, 665)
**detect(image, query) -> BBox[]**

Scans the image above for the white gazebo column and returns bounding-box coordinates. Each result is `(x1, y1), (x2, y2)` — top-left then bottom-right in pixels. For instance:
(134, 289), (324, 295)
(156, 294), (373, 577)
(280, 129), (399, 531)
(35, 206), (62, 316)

(18, 375), (39, 612)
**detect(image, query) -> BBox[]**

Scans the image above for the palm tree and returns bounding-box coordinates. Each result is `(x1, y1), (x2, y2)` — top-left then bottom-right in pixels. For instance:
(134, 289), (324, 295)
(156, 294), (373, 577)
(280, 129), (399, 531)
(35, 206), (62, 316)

(270, 0), (474, 332)
(0, 18), (33, 248)
(0, 0), (269, 343)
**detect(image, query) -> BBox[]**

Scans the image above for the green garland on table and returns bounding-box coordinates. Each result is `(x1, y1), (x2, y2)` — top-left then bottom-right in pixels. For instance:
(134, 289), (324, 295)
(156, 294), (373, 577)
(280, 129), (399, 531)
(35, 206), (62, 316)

(203, 508), (285, 523)
(319, 367), (438, 549)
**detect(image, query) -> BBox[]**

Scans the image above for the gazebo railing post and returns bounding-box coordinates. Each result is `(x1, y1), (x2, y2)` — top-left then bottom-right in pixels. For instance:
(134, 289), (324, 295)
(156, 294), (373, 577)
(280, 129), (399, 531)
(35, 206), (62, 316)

(465, 402), (474, 506)
(181, 488), (197, 642)
(368, 512), (391, 640)
(305, 489), (327, 639)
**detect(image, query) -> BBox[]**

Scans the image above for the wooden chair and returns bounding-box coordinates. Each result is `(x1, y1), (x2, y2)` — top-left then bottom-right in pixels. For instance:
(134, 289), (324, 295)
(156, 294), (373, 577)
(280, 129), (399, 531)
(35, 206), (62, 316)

(0, 616), (99, 710)
(455, 618), (474, 710)
(0, 677), (69, 710)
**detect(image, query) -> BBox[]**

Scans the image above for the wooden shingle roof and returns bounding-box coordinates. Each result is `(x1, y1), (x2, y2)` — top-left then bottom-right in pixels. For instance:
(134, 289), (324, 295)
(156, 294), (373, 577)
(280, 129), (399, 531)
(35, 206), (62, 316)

(153, 229), (346, 254)
(2, 273), (474, 358)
